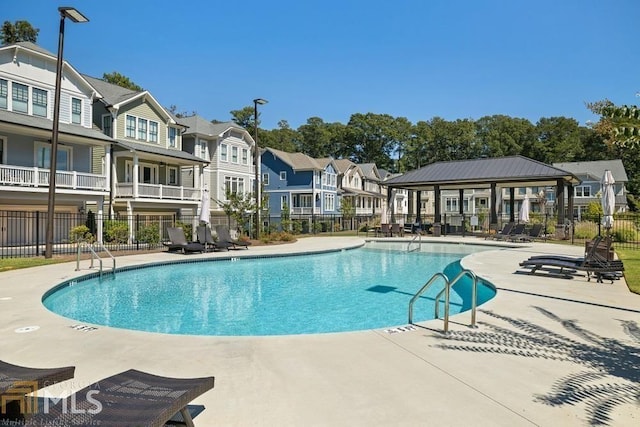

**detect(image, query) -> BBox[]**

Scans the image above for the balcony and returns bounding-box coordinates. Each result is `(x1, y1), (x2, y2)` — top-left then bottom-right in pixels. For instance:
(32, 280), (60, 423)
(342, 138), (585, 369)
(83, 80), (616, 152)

(290, 207), (320, 215)
(116, 183), (200, 201)
(0, 164), (107, 192)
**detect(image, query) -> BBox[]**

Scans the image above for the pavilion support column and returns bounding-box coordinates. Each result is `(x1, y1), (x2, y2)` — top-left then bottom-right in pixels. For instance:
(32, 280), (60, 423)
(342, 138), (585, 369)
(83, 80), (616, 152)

(459, 188), (464, 235)
(434, 185), (441, 224)
(490, 182), (498, 227)
(415, 190), (421, 223)
(555, 178), (567, 239)
(509, 187), (515, 223)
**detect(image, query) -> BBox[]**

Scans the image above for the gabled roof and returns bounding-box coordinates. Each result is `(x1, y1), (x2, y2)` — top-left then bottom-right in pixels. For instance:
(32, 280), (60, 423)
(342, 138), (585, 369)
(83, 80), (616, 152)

(553, 160), (628, 183)
(359, 163), (380, 181)
(385, 156), (579, 190)
(1, 42), (101, 99)
(264, 147), (324, 171)
(334, 158), (358, 174)
(82, 74), (175, 123)
(0, 109), (113, 145)
(180, 115), (252, 142)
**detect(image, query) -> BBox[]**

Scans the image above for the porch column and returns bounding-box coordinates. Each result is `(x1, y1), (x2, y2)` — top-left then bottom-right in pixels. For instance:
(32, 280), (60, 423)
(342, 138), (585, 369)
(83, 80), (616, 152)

(434, 185), (441, 224)
(509, 187), (515, 223)
(458, 189), (464, 215)
(97, 199), (104, 244)
(126, 201), (134, 243)
(555, 178), (566, 238)
(104, 148), (111, 191)
(132, 153), (139, 198)
(490, 182), (498, 225)
(415, 190), (421, 223)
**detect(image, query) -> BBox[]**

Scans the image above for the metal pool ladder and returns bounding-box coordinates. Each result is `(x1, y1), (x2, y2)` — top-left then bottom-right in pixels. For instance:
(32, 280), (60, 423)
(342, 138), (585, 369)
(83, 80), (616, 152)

(406, 233), (422, 252)
(76, 241), (116, 278)
(408, 269), (478, 333)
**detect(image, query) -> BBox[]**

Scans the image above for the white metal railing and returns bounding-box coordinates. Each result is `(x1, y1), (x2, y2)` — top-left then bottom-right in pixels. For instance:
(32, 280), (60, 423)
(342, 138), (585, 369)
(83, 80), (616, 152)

(76, 241), (116, 278)
(116, 183), (200, 200)
(290, 207), (319, 215)
(0, 164), (106, 191)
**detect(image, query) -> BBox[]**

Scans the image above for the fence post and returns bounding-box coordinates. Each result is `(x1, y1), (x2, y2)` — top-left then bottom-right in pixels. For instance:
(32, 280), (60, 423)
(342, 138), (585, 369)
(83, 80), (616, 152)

(35, 211), (40, 257)
(136, 214), (140, 250)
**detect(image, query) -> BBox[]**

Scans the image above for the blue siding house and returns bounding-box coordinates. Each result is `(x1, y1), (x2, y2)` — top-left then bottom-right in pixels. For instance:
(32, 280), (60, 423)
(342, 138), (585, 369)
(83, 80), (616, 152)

(261, 148), (338, 219)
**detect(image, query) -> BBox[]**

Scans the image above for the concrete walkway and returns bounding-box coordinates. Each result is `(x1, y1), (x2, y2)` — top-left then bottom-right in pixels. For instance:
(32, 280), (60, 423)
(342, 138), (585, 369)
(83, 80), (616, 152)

(1, 236), (638, 426)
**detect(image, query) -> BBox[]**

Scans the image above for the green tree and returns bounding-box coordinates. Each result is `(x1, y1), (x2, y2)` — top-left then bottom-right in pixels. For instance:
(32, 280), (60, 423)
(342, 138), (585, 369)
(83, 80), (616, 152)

(218, 190), (255, 234)
(346, 113), (411, 170)
(587, 99), (640, 148)
(475, 115), (536, 157)
(260, 120), (299, 152)
(102, 72), (143, 91)
(298, 117), (334, 158)
(524, 117), (584, 163)
(424, 117), (478, 163)
(230, 106), (256, 134)
(1, 20), (39, 44)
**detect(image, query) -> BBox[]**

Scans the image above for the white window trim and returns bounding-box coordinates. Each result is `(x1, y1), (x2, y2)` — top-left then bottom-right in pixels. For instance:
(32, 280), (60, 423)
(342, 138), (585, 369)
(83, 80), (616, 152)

(220, 143), (228, 162)
(262, 173), (269, 186)
(280, 171), (286, 180)
(167, 166), (178, 185)
(124, 160), (159, 184)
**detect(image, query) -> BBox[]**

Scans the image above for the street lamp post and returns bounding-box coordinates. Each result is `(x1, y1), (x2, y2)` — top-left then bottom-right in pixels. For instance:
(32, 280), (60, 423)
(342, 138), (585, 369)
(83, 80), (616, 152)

(253, 98), (268, 239)
(44, 7), (89, 259)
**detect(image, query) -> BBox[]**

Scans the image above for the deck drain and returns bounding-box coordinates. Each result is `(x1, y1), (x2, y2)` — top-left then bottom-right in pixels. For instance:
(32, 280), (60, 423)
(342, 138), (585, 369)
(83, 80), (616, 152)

(15, 326), (40, 333)
(384, 325), (416, 334)
(70, 324), (98, 332)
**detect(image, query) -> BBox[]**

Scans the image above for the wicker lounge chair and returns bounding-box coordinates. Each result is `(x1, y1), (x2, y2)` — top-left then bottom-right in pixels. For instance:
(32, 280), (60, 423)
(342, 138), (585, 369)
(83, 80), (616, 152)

(164, 227), (205, 254)
(1, 360), (75, 419)
(29, 369), (215, 427)
(196, 225), (232, 252)
(215, 225), (250, 249)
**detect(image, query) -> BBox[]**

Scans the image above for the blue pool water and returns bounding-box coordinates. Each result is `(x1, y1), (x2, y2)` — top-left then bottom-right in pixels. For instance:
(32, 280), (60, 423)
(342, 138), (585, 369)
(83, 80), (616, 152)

(42, 242), (497, 336)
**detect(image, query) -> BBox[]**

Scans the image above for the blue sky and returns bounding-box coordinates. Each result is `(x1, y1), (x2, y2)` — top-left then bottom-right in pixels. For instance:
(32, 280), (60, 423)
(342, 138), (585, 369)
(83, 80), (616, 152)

(5, 0), (640, 130)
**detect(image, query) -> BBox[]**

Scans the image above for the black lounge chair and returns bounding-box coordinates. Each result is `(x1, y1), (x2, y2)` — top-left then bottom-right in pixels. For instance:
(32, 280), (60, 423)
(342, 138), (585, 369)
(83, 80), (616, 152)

(1, 360), (75, 418)
(164, 227), (205, 254)
(196, 225), (232, 252)
(518, 236), (624, 283)
(215, 225), (250, 249)
(486, 222), (514, 240)
(510, 223), (543, 242)
(29, 368), (214, 427)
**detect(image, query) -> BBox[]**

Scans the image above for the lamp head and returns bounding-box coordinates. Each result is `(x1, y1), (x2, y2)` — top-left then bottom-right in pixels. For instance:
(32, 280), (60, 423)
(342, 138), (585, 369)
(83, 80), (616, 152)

(253, 98), (268, 105)
(59, 7), (89, 23)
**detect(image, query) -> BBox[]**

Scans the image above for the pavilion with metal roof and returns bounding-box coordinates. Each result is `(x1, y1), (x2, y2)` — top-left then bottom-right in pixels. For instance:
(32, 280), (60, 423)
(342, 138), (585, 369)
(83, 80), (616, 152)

(384, 156), (580, 227)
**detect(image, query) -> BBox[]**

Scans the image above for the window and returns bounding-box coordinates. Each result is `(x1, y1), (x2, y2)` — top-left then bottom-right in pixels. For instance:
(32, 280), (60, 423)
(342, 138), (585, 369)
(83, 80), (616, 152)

(199, 140), (207, 159)
(445, 197), (459, 212)
(242, 148), (248, 165)
(224, 176), (244, 196)
(0, 137), (5, 163)
(324, 193), (335, 211)
(575, 186), (592, 198)
(281, 195), (288, 210)
(71, 98), (81, 124)
(315, 171), (320, 185)
(298, 195), (313, 208)
(220, 144), (228, 161)
(262, 173), (269, 185)
(126, 115), (136, 138)
(12, 83), (28, 113)
(35, 142), (71, 171)
(168, 127), (177, 147)
(149, 121), (158, 143)
(102, 115), (112, 137)
(137, 118), (147, 140)
(168, 167), (178, 185)
(0, 79), (7, 109)
(231, 146), (238, 163)
(280, 171), (286, 180)
(33, 88), (48, 117)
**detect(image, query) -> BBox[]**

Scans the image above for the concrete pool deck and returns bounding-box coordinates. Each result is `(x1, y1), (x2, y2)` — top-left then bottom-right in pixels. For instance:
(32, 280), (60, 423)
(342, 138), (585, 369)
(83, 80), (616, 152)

(1, 236), (638, 426)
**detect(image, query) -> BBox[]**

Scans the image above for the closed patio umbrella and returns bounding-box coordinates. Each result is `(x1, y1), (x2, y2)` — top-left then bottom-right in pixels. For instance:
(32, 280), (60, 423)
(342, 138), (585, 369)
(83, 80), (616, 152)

(601, 170), (615, 230)
(199, 188), (211, 224)
(519, 195), (530, 223)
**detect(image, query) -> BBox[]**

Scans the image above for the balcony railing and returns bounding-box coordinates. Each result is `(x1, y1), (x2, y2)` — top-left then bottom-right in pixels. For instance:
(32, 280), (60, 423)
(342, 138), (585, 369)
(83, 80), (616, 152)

(116, 183), (200, 201)
(290, 207), (320, 215)
(0, 164), (107, 191)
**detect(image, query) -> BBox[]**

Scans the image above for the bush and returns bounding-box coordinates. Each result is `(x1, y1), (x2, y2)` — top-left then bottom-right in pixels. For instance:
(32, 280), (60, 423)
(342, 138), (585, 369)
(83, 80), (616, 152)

(175, 221), (192, 240)
(104, 220), (129, 243)
(69, 225), (93, 243)
(136, 223), (160, 244)
(611, 220), (639, 243)
(573, 221), (598, 239)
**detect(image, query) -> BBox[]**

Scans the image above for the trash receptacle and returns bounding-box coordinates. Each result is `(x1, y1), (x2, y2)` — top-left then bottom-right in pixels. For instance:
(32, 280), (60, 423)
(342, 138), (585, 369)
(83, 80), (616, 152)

(432, 223), (441, 237)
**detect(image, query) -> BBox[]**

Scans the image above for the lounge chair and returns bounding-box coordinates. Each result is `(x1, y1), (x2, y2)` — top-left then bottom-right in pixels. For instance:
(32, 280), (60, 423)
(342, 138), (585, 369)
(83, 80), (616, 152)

(510, 223), (543, 242)
(518, 236), (624, 283)
(196, 225), (232, 252)
(486, 222), (514, 240)
(391, 223), (403, 237)
(1, 360), (75, 418)
(215, 225), (250, 249)
(163, 227), (205, 254)
(379, 223), (391, 237)
(29, 368), (214, 427)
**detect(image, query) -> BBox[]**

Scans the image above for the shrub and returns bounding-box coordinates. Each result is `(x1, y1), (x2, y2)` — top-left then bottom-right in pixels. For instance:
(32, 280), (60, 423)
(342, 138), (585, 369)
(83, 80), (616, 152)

(573, 221), (598, 239)
(104, 220), (129, 243)
(611, 220), (639, 243)
(175, 221), (192, 240)
(136, 223), (160, 244)
(69, 225), (93, 243)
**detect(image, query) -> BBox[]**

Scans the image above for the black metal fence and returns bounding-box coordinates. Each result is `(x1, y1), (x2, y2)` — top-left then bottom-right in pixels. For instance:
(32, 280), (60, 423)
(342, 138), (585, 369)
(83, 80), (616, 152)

(1, 210), (638, 258)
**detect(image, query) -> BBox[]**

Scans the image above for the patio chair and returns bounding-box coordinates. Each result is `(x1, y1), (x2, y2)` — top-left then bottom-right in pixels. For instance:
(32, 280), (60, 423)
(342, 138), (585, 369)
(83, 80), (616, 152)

(215, 225), (250, 249)
(379, 223), (391, 237)
(196, 225), (232, 252)
(510, 223), (543, 242)
(390, 223), (403, 237)
(1, 360), (75, 418)
(486, 222), (514, 240)
(518, 236), (624, 283)
(163, 227), (205, 254)
(29, 368), (215, 427)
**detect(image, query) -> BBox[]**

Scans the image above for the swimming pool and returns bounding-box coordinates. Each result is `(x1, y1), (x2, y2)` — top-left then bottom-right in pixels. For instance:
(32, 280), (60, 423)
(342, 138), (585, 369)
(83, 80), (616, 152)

(42, 242), (497, 336)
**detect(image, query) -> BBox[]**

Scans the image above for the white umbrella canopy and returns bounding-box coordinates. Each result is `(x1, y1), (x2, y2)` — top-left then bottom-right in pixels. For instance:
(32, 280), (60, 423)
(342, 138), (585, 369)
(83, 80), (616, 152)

(601, 170), (615, 230)
(199, 188), (211, 224)
(519, 195), (530, 223)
